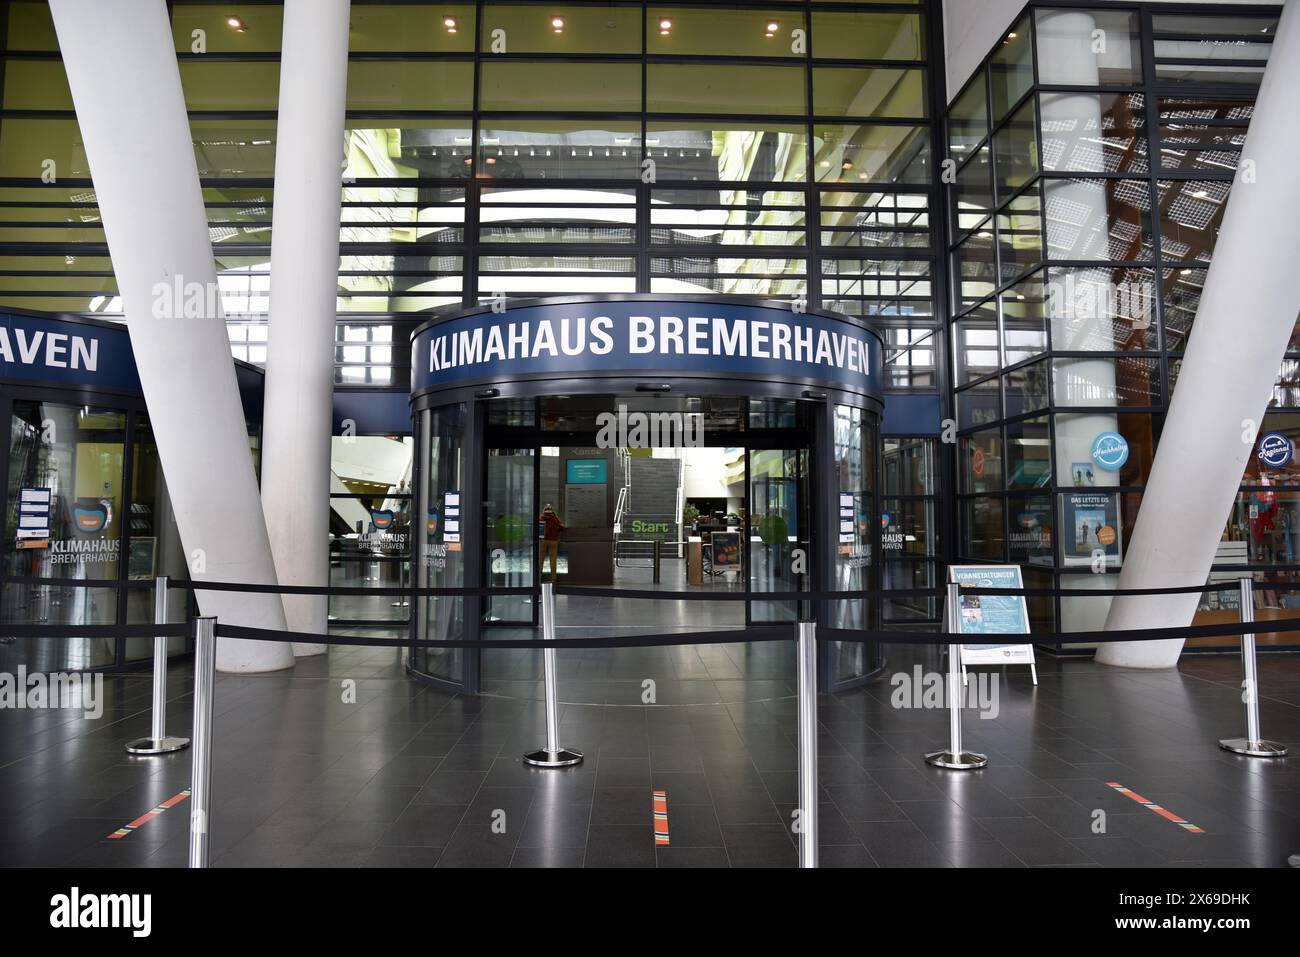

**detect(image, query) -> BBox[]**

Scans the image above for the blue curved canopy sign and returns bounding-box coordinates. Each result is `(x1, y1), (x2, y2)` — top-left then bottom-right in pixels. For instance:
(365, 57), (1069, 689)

(0, 312), (141, 392)
(412, 300), (882, 399)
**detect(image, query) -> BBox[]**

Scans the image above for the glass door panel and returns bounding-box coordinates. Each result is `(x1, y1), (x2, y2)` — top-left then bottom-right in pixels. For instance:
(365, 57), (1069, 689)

(484, 447), (534, 622)
(830, 405), (878, 685)
(749, 447), (810, 622)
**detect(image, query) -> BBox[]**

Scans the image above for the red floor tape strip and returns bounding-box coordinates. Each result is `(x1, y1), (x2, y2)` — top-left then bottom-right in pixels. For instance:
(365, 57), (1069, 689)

(1106, 781), (1204, 834)
(653, 789), (669, 846)
(107, 788), (191, 840)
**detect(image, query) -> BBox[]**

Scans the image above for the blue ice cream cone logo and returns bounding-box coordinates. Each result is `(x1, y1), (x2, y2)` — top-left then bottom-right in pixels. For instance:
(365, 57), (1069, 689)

(370, 509), (394, 531)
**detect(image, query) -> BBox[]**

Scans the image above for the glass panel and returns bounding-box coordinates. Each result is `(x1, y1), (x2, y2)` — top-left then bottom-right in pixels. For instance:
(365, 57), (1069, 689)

(993, 99), (1038, 203)
(648, 63), (806, 116)
(949, 75), (989, 162)
(415, 404), (467, 683)
(481, 3), (640, 54)
(346, 60), (473, 111)
(989, 18), (1033, 121)
(952, 225), (996, 308)
(1004, 359), (1050, 418)
(349, 4), (476, 52)
(1043, 177), (1153, 261)
(749, 448), (809, 623)
(178, 61), (280, 110)
(1161, 266), (1205, 351)
(2, 59), (72, 110)
(485, 448), (534, 622)
(477, 120), (641, 180)
(1053, 357), (1160, 407)
(1041, 93), (1148, 174)
(480, 61), (641, 112)
(646, 122), (808, 183)
(651, 188), (806, 248)
(1054, 412), (1156, 488)
(1008, 494), (1054, 565)
(820, 259), (932, 319)
(831, 405), (877, 683)
(3, 401), (126, 671)
(123, 415), (190, 660)
(1156, 180), (1226, 264)
(814, 125), (930, 185)
(1005, 417), (1052, 490)
(962, 496), (1005, 560)
(997, 187), (1043, 284)
(812, 67), (927, 119)
(953, 302), (999, 386)
(170, 3), (285, 53)
(957, 377), (1000, 430)
(6, 1), (59, 51)
(1242, 413), (1300, 488)
(952, 144), (993, 235)
(810, 12), (924, 61)
(819, 190), (931, 251)
(961, 429), (1003, 494)
(648, 7), (806, 58)
(1045, 265), (1157, 351)
(1035, 9), (1143, 85)
(480, 186), (637, 244)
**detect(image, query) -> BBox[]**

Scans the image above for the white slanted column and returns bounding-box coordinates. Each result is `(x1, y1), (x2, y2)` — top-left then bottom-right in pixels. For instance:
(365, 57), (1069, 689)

(1098, 3), (1300, 668)
(50, 0), (292, 673)
(260, 0), (351, 655)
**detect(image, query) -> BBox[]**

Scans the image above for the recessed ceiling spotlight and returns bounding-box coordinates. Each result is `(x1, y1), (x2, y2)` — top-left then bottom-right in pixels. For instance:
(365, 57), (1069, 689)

(765, 19), (779, 36)
(551, 16), (565, 33)
(659, 17), (672, 34)
(226, 15), (247, 31)
(443, 16), (458, 33)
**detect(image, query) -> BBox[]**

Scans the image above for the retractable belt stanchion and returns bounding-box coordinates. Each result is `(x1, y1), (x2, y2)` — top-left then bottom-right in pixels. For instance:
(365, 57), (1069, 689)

(523, 582), (583, 768)
(188, 617), (217, 868)
(925, 581), (987, 770)
(125, 576), (190, 755)
(1219, 577), (1288, 758)
(796, 620), (819, 869)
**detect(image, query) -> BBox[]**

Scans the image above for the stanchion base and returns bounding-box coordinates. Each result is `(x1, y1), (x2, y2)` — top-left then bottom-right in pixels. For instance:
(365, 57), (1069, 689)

(523, 747), (583, 768)
(125, 736), (191, 755)
(924, 749), (987, 770)
(1218, 738), (1288, 758)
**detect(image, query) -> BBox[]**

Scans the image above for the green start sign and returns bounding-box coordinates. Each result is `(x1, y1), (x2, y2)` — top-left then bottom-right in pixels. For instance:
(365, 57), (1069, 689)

(630, 519), (671, 536)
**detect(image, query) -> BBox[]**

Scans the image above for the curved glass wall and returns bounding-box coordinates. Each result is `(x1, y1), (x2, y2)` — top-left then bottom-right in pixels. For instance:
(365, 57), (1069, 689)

(411, 387), (881, 693)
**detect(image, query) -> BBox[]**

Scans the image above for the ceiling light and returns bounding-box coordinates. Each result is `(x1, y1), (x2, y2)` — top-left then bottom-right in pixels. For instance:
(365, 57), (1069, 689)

(659, 17), (672, 34)
(443, 16), (458, 33)
(226, 15), (246, 31)
(551, 16), (565, 33)
(765, 19), (779, 35)
(1007, 32), (1018, 39)
(1192, 190), (1209, 199)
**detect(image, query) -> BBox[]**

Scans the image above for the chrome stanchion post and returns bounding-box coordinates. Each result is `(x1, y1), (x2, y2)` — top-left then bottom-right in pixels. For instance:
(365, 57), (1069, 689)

(126, 576), (190, 755)
(1219, 577), (1288, 757)
(523, 582), (583, 768)
(796, 620), (819, 868)
(925, 581), (987, 770)
(188, 616), (216, 868)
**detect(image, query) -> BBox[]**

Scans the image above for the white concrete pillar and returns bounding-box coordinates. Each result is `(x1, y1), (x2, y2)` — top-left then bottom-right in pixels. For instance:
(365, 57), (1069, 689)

(260, 0), (351, 655)
(49, 0), (292, 672)
(1097, 2), (1300, 667)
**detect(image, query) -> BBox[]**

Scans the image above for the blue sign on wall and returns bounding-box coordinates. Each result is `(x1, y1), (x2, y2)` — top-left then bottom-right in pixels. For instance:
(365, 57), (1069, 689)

(412, 299), (883, 399)
(1258, 432), (1293, 469)
(1090, 431), (1130, 471)
(566, 459), (608, 485)
(0, 312), (141, 392)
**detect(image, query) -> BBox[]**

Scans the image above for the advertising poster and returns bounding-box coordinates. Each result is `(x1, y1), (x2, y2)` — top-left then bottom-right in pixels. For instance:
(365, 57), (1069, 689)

(1061, 490), (1122, 567)
(948, 564), (1037, 676)
(711, 531), (742, 572)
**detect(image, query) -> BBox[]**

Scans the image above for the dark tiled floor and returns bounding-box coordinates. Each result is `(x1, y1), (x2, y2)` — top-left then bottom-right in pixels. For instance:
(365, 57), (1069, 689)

(2, 638), (1299, 868)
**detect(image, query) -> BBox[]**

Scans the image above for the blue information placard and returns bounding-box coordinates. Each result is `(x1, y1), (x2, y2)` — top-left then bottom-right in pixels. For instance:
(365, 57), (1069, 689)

(565, 459), (608, 484)
(948, 564), (1037, 681)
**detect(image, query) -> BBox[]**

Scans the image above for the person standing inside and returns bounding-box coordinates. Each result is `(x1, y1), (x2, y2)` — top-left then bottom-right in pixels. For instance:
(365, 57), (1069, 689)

(539, 503), (565, 582)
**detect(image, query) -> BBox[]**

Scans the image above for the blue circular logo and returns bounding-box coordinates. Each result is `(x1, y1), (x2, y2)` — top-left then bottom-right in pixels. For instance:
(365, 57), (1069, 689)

(1259, 432), (1294, 469)
(1091, 432), (1129, 471)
